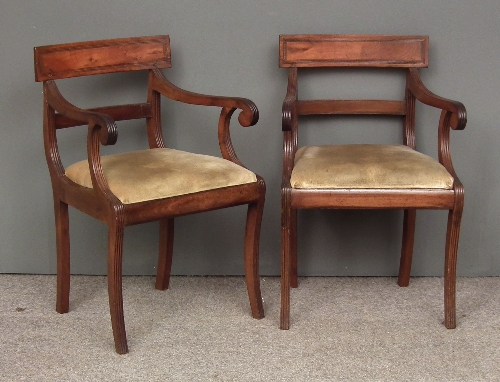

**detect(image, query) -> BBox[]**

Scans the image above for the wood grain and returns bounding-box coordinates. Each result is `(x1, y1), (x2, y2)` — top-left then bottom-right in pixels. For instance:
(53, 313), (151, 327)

(280, 35), (428, 68)
(35, 36), (171, 81)
(297, 100), (406, 115)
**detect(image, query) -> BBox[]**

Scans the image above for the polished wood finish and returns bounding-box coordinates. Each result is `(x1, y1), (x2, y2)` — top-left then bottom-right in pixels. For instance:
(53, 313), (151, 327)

(34, 36), (171, 81)
(35, 36), (265, 354)
(279, 35), (466, 330)
(297, 100), (406, 116)
(280, 35), (428, 68)
(290, 189), (455, 209)
(398, 208), (416, 287)
(155, 218), (174, 290)
(54, 103), (152, 129)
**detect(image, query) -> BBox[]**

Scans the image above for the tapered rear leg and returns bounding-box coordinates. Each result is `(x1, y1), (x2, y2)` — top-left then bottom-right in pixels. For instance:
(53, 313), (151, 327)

(155, 218), (174, 290)
(243, 189), (265, 320)
(54, 198), (70, 314)
(280, 188), (292, 329)
(290, 208), (298, 288)
(107, 220), (128, 354)
(398, 208), (416, 287)
(444, 205), (463, 329)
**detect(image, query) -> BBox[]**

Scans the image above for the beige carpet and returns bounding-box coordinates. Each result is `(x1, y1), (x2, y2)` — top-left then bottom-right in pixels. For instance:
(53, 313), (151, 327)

(1, 275), (499, 381)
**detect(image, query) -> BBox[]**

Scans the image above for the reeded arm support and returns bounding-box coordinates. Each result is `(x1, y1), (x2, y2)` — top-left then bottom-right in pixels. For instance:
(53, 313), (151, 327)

(282, 67), (298, 132)
(44, 81), (118, 145)
(44, 80), (119, 201)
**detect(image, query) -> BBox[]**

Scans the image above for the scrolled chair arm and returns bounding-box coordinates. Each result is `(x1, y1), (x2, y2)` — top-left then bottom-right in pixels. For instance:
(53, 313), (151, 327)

(407, 68), (467, 130)
(44, 80), (119, 201)
(44, 81), (118, 145)
(150, 68), (259, 127)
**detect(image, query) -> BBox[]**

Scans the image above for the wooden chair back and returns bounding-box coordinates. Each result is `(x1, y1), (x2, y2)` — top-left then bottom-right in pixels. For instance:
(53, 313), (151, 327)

(34, 35), (171, 81)
(279, 35), (428, 68)
(279, 35), (428, 120)
(34, 36), (171, 130)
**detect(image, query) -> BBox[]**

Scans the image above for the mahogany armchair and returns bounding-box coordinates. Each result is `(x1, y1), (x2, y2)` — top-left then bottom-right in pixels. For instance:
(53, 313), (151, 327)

(34, 36), (265, 354)
(279, 35), (466, 330)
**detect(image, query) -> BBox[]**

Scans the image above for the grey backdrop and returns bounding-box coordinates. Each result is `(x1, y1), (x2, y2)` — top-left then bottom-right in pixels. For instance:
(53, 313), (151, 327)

(1, 1), (498, 277)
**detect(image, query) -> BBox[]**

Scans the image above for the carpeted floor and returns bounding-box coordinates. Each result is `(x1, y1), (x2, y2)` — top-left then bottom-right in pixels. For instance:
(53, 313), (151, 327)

(0, 275), (499, 381)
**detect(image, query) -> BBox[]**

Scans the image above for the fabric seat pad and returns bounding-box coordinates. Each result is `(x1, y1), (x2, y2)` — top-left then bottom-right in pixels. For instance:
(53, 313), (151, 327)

(65, 148), (257, 204)
(290, 144), (454, 190)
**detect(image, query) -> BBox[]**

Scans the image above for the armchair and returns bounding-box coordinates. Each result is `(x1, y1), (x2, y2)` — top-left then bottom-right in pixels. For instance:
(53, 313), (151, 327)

(279, 35), (466, 330)
(34, 36), (265, 353)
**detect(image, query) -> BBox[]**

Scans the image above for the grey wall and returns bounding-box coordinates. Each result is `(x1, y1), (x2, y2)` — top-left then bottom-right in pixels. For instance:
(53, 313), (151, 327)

(1, 1), (498, 277)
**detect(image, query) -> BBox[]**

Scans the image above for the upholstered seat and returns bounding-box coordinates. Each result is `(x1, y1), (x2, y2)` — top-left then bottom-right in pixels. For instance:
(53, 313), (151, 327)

(291, 144), (453, 190)
(66, 148), (257, 204)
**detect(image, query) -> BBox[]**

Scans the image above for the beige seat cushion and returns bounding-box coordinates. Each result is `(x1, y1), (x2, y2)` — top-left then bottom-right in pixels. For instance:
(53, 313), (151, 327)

(65, 148), (257, 204)
(291, 144), (454, 189)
